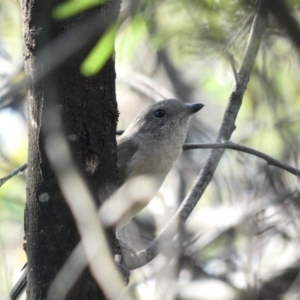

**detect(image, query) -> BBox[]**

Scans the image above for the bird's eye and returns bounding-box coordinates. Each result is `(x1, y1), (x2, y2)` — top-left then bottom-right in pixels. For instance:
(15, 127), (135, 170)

(154, 109), (166, 118)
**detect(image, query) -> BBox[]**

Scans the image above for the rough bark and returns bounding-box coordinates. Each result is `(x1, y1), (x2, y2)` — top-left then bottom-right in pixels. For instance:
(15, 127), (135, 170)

(22, 0), (120, 299)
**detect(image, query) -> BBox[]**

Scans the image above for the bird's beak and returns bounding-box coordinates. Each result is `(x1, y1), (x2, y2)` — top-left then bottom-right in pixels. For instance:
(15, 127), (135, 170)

(187, 103), (204, 114)
(180, 103), (204, 119)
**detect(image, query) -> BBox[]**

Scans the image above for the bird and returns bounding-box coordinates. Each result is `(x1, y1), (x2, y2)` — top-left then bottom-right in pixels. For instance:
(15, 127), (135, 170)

(115, 99), (204, 229)
(9, 98), (204, 300)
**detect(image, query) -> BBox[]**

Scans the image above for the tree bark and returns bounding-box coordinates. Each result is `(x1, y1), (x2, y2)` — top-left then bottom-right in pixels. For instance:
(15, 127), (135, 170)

(22, 0), (120, 299)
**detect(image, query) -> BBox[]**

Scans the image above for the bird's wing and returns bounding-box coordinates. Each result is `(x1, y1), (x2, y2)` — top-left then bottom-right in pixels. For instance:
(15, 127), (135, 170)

(117, 136), (139, 187)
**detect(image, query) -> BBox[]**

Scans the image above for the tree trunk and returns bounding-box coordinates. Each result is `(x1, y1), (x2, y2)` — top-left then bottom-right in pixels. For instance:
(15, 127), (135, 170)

(23, 0), (120, 299)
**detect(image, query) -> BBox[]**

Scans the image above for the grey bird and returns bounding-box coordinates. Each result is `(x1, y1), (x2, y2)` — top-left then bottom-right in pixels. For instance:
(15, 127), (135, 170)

(9, 98), (204, 300)
(115, 99), (204, 229)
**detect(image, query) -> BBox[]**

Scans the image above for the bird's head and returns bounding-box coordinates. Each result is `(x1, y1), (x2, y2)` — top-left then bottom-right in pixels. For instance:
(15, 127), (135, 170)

(128, 99), (204, 138)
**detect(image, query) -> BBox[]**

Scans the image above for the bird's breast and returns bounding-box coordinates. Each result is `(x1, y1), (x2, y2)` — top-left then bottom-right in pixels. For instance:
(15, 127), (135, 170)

(130, 133), (184, 181)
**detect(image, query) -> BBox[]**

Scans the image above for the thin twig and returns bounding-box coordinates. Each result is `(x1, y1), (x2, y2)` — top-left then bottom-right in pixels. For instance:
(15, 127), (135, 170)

(0, 163), (27, 187)
(183, 142), (300, 177)
(116, 130), (124, 135)
(125, 0), (270, 270)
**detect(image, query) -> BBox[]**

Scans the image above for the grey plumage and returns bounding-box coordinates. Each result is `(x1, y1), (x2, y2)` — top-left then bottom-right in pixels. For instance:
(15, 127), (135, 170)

(116, 99), (203, 228)
(117, 99), (203, 186)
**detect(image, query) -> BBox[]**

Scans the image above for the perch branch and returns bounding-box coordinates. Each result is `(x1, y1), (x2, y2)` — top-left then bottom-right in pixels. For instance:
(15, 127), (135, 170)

(183, 142), (300, 177)
(0, 163), (27, 187)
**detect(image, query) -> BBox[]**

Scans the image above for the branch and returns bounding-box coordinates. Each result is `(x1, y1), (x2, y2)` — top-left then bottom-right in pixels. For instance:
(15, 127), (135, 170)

(0, 163), (27, 187)
(125, 0), (270, 270)
(116, 130), (124, 135)
(183, 142), (300, 178)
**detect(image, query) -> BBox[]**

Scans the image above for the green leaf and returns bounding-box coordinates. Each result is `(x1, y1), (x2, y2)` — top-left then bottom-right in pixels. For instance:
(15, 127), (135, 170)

(81, 24), (117, 76)
(53, 0), (108, 19)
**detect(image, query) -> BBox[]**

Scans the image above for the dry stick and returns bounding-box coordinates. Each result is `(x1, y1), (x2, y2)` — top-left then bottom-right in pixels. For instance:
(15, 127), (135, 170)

(0, 163), (27, 187)
(183, 142), (300, 178)
(126, 0), (270, 270)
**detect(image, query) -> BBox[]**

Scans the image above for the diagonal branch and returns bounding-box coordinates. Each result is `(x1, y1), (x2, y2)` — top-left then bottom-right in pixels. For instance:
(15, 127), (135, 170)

(125, 0), (270, 270)
(183, 142), (300, 177)
(0, 163), (27, 187)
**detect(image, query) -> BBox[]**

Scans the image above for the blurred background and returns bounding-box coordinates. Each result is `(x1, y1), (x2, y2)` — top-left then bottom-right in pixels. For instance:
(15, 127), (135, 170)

(2, 0), (300, 299)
